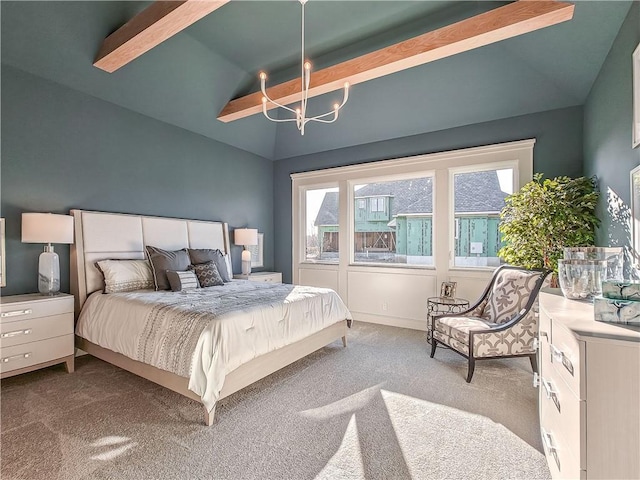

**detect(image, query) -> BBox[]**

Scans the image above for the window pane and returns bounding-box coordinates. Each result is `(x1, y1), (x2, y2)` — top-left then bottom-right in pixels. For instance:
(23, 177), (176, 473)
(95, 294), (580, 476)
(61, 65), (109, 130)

(453, 168), (513, 267)
(353, 177), (434, 265)
(306, 187), (339, 263)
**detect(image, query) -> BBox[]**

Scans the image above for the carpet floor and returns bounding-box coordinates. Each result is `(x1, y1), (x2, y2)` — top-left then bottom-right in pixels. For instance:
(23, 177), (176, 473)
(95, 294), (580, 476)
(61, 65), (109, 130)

(1, 322), (550, 480)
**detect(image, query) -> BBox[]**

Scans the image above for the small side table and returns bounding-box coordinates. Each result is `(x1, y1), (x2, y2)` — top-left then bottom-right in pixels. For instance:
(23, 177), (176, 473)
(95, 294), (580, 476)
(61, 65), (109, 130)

(427, 297), (469, 344)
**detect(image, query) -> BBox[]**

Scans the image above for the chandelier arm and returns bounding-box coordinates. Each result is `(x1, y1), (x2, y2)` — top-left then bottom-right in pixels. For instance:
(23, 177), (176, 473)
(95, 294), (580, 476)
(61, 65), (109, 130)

(261, 80), (299, 114)
(262, 108), (299, 123)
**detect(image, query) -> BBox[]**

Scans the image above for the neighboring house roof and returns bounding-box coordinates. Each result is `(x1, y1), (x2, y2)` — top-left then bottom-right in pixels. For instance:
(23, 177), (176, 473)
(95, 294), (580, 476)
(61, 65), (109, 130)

(314, 191), (339, 226)
(314, 171), (508, 226)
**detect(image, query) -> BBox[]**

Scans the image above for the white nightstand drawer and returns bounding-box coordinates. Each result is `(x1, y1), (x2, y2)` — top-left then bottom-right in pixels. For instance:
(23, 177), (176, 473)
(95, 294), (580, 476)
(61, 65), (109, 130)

(0, 313), (74, 348)
(0, 334), (73, 374)
(235, 272), (282, 283)
(0, 295), (74, 324)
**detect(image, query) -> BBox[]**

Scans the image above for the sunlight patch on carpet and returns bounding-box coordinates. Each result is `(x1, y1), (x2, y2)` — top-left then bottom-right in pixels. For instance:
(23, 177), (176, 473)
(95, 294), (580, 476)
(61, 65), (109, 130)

(314, 414), (364, 480)
(299, 383), (384, 420)
(381, 389), (548, 479)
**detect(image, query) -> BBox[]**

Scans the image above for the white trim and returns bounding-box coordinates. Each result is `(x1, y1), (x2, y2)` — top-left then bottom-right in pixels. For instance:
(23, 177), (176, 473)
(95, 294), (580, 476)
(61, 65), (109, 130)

(290, 139), (535, 182)
(633, 42), (639, 148)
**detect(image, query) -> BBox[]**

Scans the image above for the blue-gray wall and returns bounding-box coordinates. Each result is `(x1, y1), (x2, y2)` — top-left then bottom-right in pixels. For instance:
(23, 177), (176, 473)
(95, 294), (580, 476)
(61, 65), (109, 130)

(273, 106), (584, 283)
(1, 66), (274, 296)
(584, 2), (640, 249)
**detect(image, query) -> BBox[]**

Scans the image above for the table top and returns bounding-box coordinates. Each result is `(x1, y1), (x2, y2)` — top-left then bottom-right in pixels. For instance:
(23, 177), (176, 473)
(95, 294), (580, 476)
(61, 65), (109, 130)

(428, 296), (469, 305)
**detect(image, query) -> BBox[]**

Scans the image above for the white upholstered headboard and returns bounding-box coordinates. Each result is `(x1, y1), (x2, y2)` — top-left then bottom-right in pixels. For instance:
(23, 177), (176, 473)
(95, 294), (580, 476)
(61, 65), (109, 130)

(70, 209), (230, 315)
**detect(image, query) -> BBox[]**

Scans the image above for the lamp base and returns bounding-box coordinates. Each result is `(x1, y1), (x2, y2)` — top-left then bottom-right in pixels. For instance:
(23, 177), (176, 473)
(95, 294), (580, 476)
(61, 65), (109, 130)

(241, 259), (252, 276)
(38, 246), (60, 295)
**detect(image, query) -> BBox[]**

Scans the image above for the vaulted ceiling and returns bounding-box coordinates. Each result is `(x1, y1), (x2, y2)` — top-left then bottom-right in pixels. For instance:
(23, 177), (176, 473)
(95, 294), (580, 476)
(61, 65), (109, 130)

(0, 1), (632, 160)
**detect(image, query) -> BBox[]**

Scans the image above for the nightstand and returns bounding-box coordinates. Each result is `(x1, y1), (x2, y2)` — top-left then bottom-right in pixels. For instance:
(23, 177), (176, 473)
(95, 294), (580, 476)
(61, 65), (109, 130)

(0, 293), (75, 378)
(233, 272), (283, 283)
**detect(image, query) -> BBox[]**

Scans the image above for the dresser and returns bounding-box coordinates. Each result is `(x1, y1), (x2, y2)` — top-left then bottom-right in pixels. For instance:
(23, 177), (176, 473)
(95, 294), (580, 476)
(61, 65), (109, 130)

(0, 293), (75, 378)
(234, 272), (282, 283)
(538, 290), (640, 479)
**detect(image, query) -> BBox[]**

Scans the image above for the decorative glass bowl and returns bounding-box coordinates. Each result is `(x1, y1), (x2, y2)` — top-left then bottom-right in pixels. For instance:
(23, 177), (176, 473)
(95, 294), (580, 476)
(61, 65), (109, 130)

(563, 247), (623, 281)
(558, 259), (608, 301)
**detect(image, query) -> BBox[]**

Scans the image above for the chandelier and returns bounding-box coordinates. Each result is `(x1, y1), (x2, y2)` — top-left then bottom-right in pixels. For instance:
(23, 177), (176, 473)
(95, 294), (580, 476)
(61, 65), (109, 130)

(259, 0), (349, 135)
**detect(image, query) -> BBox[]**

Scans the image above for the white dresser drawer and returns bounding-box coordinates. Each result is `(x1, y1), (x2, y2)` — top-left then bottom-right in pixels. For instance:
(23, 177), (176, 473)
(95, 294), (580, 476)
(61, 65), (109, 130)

(540, 365), (585, 469)
(549, 320), (585, 399)
(0, 334), (73, 374)
(0, 295), (74, 324)
(541, 402), (584, 480)
(0, 313), (74, 348)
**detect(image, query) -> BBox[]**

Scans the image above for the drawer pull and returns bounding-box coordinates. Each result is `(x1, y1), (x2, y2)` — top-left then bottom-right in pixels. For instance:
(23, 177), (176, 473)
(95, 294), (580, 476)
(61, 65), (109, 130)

(1, 329), (33, 338)
(533, 338), (539, 351)
(1, 309), (33, 318)
(541, 377), (561, 413)
(533, 372), (540, 388)
(541, 428), (561, 472)
(539, 330), (548, 338)
(2, 352), (31, 363)
(550, 344), (574, 376)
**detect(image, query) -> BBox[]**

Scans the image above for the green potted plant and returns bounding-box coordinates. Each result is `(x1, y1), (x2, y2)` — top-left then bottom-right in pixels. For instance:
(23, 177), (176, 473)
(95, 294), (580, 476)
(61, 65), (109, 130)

(498, 174), (600, 281)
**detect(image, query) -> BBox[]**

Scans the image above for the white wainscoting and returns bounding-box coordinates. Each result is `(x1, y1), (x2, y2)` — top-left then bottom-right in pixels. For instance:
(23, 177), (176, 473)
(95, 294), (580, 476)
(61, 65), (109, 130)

(347, 269), (437, 330)
(298, 267), (339, 291)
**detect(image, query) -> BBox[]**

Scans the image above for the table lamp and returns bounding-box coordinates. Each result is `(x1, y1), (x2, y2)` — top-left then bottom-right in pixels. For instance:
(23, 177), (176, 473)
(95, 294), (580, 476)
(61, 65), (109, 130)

(234, 228), (258, 276)
(22, 213), (74, 295)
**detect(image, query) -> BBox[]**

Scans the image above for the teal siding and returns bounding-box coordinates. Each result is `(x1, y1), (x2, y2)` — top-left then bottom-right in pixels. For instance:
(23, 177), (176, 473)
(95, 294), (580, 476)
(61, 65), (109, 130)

(455, 215), (502, 257)
(396, 216), (432, 256)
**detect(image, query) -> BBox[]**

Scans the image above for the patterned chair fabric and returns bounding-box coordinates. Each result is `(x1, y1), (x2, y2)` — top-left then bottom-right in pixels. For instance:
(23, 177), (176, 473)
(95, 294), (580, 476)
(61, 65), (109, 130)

(430, 266), (550, 382)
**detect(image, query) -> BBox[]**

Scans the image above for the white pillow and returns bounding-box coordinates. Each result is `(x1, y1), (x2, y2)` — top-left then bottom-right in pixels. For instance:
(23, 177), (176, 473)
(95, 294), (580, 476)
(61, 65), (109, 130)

(95, 259), (154, 294)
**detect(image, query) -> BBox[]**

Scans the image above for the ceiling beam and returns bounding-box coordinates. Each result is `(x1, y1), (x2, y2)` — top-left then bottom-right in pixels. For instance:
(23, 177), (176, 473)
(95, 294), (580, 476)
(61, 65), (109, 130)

(94, 0), (229, 73)
(218, 0), (574, 123)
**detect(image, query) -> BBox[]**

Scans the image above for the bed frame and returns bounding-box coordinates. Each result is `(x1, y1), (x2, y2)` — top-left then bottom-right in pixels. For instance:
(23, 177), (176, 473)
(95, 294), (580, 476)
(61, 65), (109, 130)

(70, 209), (348, 426)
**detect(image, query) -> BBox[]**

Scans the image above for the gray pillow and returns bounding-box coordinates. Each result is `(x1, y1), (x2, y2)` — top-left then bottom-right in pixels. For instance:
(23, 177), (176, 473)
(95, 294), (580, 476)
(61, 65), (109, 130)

(166, 270), (199, 292)
(145, 246), (190, 291)
(188, 261), (224, 287)
(188, 248), (231, 282)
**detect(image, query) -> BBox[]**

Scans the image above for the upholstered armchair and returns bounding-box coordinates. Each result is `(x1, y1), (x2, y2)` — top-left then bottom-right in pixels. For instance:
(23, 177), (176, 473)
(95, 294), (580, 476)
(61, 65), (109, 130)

(430, 266), (551, 382)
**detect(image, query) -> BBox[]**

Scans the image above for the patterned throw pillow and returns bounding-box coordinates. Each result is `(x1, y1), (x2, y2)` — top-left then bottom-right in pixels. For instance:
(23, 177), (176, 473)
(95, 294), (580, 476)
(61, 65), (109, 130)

(95, 259), (155, 294)
(189, 261), (224, 288)
(166, 270), (200, 292)
(187, 249), (232, 282)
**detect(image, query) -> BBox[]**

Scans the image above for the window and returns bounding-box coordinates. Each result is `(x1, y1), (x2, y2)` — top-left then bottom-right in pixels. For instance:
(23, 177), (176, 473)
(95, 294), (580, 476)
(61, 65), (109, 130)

(305, 187), (339, 263)
(451, 167), (514, 268)
(291, 140), (533, 289)
(370, 197), (386, 212)
(353, 176), (434, 265)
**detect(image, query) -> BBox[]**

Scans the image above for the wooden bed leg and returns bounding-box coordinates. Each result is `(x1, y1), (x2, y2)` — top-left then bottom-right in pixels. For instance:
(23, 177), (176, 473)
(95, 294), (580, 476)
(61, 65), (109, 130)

(204, 406), (214, 426)
(342, 335), (347, 347)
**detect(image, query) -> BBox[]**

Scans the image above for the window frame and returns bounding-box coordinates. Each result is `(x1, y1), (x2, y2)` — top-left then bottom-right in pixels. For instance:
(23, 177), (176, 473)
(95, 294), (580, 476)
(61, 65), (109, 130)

(290, 139), (534, 287)
(448, 161), (519, 270)
(299, 182), (340, 265)
(350, 171), (435, 267)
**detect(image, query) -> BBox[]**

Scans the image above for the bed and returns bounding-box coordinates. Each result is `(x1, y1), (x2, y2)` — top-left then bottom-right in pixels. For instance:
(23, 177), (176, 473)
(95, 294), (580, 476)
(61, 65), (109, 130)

(70, 209), (351, 426)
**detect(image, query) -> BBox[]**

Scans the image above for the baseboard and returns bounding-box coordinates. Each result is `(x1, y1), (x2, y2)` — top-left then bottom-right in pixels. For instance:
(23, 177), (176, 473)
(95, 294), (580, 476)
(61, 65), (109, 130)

(352, 311), (427, 331)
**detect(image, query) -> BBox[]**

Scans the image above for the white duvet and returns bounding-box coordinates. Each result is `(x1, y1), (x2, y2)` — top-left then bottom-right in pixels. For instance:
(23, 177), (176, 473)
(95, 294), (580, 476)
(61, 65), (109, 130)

(76, 280), (352, 413)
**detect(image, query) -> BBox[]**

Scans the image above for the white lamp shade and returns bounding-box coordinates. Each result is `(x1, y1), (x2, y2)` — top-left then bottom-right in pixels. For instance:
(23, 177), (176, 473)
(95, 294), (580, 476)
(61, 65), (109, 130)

(22, 213), (74, 244)
(234, 228), (258, 246)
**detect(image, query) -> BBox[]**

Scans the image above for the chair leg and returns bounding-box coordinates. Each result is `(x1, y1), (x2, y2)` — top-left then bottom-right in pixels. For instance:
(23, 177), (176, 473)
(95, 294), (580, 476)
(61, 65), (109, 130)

(430, 337), (438, 358)
(466, 356), (476, 383)
(529, 354), (538, 374)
